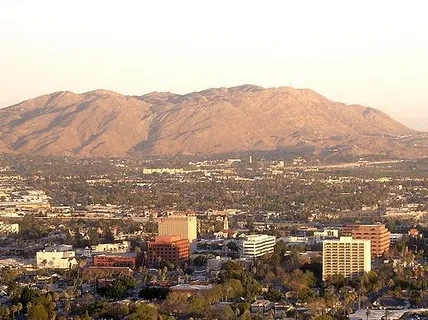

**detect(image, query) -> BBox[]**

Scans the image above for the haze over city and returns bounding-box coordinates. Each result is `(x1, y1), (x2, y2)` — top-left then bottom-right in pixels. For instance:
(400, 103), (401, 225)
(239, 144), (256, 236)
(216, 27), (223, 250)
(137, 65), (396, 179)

(1, 0), (427, 130)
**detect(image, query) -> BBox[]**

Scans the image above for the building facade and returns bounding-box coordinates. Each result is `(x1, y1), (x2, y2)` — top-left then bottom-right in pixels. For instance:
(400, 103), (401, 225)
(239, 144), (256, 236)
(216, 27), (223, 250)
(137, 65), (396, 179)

(344, 224), (390, 257)
(92, 253), (141, 269)
(322, 236), (371, 280)
(36, 249), (77, 269)
(239, 234), (276, 258)
(147, 235), (190, 267)
(158, 216), (197, 252)
(0, 221), (19, 236)
(314, 229), (339, 239)
(83, 241), (130, 256)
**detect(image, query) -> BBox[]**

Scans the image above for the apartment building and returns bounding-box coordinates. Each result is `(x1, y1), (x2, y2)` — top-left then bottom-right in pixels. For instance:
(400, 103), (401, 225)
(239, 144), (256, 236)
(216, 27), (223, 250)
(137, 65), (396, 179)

(322, 236), (371, 280)
(343, 224), (390, 257)
(147, 235), (190, 267)
(239, 234), (276, 258)
(158, 215), (197, 252)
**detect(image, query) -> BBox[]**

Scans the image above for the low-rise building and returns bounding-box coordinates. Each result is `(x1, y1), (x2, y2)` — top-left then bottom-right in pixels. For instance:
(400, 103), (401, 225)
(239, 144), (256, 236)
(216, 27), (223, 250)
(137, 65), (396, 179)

(0, 221), (19, 236)
(239, 234), (276, 258)
(92, 252), (141, 269)
(83, 241), (130, 256)
(314, 229), (339, 239)
(36, 246), (77, 269)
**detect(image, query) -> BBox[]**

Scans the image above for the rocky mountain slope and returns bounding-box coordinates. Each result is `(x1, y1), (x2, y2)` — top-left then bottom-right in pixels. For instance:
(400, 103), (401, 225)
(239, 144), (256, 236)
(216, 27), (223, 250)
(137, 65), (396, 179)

(0, 85), (426, 158)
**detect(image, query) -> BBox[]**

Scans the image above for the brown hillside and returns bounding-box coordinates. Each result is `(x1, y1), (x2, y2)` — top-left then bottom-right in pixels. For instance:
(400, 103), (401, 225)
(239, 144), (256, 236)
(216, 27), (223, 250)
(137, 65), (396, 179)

(0, 85), (426, 158)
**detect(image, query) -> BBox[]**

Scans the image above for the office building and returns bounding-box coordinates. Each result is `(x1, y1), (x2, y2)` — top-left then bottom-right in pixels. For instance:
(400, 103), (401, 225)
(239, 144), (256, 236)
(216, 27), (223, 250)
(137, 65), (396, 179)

(239, 234), (276, 258)
(343, 224), (390, 257)
(92, 252), (141, 269)
(158, 215), (197, 252)
(322, 236), (371, 280)
(147, 235), (190, 267)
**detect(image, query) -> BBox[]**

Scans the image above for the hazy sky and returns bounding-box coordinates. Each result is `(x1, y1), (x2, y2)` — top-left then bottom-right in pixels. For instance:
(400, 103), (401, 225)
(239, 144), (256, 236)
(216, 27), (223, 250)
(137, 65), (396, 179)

(1, 0), (427, 130)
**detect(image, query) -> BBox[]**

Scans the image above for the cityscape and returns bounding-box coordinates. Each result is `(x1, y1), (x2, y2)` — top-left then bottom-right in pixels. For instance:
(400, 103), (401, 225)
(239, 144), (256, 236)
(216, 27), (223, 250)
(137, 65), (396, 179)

(0, 156), (427, 319)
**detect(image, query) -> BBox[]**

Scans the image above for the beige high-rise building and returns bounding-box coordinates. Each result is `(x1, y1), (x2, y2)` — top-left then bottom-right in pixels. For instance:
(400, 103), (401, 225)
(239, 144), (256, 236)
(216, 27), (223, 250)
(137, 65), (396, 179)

(158, 216), (197, 252)
(343, 224), (390, 257)
(322, 236), (371, 280)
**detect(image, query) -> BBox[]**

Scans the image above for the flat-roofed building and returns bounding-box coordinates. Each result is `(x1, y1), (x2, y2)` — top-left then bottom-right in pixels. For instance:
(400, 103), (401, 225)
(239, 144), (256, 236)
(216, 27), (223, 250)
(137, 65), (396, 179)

(158, 215), (197, 252)
(92, 252), (141, 269)
(343, 224), (390, 257)
(36, 246), (77, 269)
(322, 236), (371, 280)
(0, 221), (19, 236)
(147, 235), (190, 267)
(239, 234), (276, 258)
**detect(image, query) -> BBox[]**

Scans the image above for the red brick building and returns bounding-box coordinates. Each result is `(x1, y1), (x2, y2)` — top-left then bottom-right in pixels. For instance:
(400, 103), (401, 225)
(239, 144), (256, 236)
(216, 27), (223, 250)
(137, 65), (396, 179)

(342, 224), (390, 257)
(147, 235), (189, 267)
(92, 253), (141, 269)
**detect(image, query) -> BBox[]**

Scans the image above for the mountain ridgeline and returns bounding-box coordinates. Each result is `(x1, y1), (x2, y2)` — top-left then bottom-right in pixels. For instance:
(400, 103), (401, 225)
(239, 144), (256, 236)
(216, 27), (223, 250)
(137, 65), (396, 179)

(0, 85), (426, 159)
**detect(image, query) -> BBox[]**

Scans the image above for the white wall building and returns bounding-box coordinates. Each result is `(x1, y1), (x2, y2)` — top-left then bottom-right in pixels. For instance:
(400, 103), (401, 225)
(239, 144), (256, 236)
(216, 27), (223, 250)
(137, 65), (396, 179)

(239, 234), (276, 258)
(36, 247), (77, 269)
(0, 221), (19, 236)
(322, 236), (371, 280)
(314, 229), (339, 239)
(83, 241), (130, 257)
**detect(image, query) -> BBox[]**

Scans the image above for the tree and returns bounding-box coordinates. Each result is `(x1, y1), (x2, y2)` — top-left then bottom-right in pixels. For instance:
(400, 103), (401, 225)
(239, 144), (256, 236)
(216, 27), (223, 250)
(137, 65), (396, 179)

(10, 305), (17, 318)
(0, 306), (9, 320)
(128, 303), (159, 320)
(16, 302), (23, 316)
(28, 303), (49, 320)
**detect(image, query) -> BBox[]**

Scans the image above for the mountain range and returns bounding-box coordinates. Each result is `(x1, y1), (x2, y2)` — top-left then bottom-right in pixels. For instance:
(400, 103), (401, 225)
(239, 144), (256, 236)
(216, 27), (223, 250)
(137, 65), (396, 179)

(0, 85), (427, 159)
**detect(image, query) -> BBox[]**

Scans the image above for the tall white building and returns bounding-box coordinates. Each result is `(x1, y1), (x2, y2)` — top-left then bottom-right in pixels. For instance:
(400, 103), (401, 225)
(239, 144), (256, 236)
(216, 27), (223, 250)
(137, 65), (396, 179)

(158, 216), (197, 252)
(239, 234), (276, 258)
(322, 236), (371, 280)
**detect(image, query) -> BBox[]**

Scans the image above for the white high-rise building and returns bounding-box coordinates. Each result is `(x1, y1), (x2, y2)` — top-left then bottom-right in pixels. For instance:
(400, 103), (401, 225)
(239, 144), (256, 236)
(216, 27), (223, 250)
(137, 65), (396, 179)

(158, 216), (197, 252)
(322, 236), (371, 280)
(239, 234), (276, 258)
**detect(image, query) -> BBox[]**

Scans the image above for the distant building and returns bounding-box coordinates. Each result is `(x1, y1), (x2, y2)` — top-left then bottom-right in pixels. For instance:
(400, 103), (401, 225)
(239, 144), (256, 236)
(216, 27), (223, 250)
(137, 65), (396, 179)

(169, 284), (213, 296)
(314, 229), (339, 239)
(83, 241), (130, 257)
(147, 235), (190, 267)
(251, 300), (273, 313)
(322, 236), (371, 280)
(343, 224), (390, 257)
(92, 252), (141, 269)
(239, 234), (276, 258)
(36, 245), (77, 269)
(0, 221), (19, 236)
(158, 215), (197, 252)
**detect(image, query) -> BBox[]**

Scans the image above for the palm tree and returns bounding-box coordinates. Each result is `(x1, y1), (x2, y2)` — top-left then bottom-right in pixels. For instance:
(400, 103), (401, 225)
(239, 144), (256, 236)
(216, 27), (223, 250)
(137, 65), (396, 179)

(10, 305), (17, 319)
(16, 303), (23, 316)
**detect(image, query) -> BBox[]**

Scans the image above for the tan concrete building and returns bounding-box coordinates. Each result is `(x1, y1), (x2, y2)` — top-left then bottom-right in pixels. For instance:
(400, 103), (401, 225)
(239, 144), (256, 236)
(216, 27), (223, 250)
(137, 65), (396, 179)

(322, 236), (371, 280)
(158, 216), (197, 252)
(343, 224), (390, 257)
